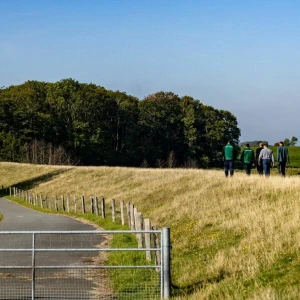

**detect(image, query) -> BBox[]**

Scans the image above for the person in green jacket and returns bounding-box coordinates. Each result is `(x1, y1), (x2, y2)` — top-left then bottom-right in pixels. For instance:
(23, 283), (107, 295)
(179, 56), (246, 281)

(240, 143), (255, 175)
(222, 141), (236, 177)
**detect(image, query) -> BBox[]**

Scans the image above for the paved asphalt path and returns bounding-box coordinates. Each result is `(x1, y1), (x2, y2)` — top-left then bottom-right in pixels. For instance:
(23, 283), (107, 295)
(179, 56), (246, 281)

(0, 197), (108, 299)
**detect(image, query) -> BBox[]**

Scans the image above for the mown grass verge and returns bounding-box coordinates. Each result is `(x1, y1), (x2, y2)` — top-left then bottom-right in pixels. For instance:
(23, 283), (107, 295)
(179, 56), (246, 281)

(4, 195), (161, 299)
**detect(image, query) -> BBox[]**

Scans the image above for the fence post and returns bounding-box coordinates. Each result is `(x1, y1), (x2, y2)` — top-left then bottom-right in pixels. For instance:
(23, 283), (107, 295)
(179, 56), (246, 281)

(61, 196), (65, 211)
(101, 197), (105, 218)
(126, 203), (131, 228)
(66, 195), (70, 213)
(130, 204), (135, 230)
(144, 218), (151, 261)
(152, 225), (161, 272)
(81, 196), (86, 214)
(111, 199), (116, 222)
(32, 233), (36, 300)
(90, 197), (94, 214)
(120, 200), (125, 225)
(95, 197), (99, 216)
(74, 196), (77, 213)
(47, 196), (52, 210)
(162, 227), (171, 299)
(135, 212), (143, 248)
(55, 196), (58, 212)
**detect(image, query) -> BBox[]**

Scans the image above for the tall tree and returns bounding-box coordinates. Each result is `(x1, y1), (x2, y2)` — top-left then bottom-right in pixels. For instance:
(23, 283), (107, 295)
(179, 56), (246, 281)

(290, 136), (298, 146)
(284, 138), (290, 147)
(202, 106), (240, 167)
(180, 96), (204, 166)
(138, 92), (185, 167)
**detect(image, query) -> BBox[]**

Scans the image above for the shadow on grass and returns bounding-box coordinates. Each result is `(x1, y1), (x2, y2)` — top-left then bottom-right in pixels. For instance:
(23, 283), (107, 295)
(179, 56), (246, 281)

(171, 269), (229, 297)
(10, 168), (73, 191)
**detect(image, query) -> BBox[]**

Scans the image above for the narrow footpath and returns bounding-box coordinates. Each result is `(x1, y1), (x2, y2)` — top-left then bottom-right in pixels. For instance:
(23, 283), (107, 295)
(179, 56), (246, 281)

(0, 197), (111, 300)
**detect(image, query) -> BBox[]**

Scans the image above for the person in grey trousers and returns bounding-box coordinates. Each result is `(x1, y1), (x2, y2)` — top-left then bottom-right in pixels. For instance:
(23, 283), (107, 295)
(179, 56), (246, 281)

(258, 143), (274, 177)
(277, 141), (290, 176)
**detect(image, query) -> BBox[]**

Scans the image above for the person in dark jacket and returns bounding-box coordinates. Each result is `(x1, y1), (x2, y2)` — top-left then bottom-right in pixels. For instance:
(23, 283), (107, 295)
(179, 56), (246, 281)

(277, 141), (290, 177)
(240, 144), (255, 175)
(255, 142), (263, 175)
(222, 141), (236, 177)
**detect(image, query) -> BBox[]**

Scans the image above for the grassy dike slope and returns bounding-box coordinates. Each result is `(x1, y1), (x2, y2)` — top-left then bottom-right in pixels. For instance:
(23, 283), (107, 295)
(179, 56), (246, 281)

(1, 162), (300, 299)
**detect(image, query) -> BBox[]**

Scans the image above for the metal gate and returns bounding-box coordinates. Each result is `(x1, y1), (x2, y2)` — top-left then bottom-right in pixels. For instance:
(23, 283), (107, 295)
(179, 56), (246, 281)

(0, 229), (170, 299)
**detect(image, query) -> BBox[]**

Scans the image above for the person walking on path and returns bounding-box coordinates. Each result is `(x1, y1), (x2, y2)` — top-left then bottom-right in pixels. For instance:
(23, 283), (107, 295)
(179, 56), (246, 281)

(255, 142), (264, 175)
(240, 143), (255, 175)
(258, 143), (274, 177)
(277, 141), (290, 177)
(222, 141), (236, 177)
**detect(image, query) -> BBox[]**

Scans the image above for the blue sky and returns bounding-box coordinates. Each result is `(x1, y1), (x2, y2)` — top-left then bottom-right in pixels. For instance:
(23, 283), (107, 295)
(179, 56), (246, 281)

(1, 0), (299, 144)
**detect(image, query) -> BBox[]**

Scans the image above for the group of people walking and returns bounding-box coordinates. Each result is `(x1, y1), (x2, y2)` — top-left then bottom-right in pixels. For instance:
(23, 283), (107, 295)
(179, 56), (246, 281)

(222, 141), (290, 177)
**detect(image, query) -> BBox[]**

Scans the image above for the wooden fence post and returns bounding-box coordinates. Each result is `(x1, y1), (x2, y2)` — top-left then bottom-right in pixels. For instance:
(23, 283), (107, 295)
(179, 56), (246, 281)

(61, 196), (65, 211)
(47, 196), (51, 210)
(90, 197), (94, 214)
(130, 204), (135, 230)
(144, 218), (152, 261)
(101, 197), (105, 218)
(152, 225), (161, 271)
(135, 212), (143, 248)
(120, 200), (125, 225)
(55, 196), (58, 212)
(74, 196), (77, 213)
(126, 203), (131, 228)
(40, 195), (43, 208)
(81, 196), (86, 214)
(111, 199), (116, 222)
(95, 197), (99, 216)
(66, 195), (70, 213)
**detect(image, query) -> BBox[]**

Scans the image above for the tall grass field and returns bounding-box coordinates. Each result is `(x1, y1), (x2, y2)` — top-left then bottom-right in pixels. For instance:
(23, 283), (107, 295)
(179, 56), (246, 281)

(1, 154), (300, 299)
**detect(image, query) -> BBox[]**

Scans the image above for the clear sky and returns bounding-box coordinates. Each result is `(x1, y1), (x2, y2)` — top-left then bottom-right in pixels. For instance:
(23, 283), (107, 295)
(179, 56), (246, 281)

(1, 0), (299, 144)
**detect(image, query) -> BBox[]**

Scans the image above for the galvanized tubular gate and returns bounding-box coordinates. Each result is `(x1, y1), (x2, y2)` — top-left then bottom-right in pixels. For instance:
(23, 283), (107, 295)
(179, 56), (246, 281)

(0, 228), (170, 299)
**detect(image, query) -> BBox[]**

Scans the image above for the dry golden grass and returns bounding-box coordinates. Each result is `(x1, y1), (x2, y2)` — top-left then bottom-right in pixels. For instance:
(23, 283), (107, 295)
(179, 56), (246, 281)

(1, 162), (300, 298)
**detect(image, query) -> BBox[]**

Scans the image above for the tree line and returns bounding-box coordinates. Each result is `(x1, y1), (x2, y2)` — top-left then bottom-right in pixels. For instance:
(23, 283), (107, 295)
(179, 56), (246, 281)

(0, 79), (241, 168)
(241, 137), (298, 148)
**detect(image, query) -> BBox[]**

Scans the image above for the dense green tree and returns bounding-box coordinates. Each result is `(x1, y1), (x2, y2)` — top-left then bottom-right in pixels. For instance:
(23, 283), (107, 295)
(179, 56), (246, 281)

(284, 138), (290, 147)
(202, 106), (240, 167)
(138, 92), (185, 167)
(0, 80), (241, 167)
(180, 96), (204, 166)
(290, 136), (298, 147)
